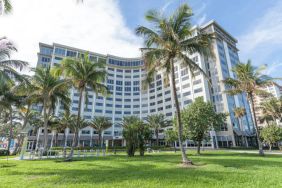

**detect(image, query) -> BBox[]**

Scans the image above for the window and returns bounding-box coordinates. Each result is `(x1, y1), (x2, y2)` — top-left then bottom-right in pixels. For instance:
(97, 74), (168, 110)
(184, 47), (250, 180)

(133, 87), (139, 91)
(133, 111), (140, 114)
(183, 91), (191, 97)
(165, 98), (171, 102)
(81, 130), (90, 134)
(133, 105), (140, 108)
(73, 100), (79, 104)
(158, 107), (163, 111)
(124, 99), (131, 102)
(116, 98), (122, 102)
(125, 93), (131, 96)
(156, 80), (162, 86)
(181, 68), (188, 76)
(182, 83), (190, 89)
(165, 90), (171, 95)
(105, 110), (112, 114)
(107, 79), (114, 84)
(165, 105), (171, 109)
(115, 104), (122, 108)
(150, 102), (155, 106)
(125, 87), (131, 92)
(125, 70), (131, 73)
(96, 102), (103, 106)
(166, 112), (172, 116)
(124, 111), (131, 115)
(115, 111), (122, 114)
(97, 96), (104, 100)
(194, 88), (203, 93)
(133, 98), (140, 102)
(150, 89), (155, 93)
(124, 105), (131, 108)
(184, 100), (192, 105)
(116, 92), (122, 96)
(116, 69), (123, 73)
(182, 76), (189, 81)
(133, 69), (140, 72)
(150, 96), (155, 99)
(142, 104), (148, 107)
(157, 100), (163, 104)
(116, 80), (123, 85)
(106, 104), (113, 107)
(54, 48), (65, 56)
(125, 81), (131, 86)
(116, 75), (123, 78)
(156, 74), (161, 80)
(95, 109), (102, 113)
(108, 67), (114, 71)
(41, 57), (50, 62)
(157, 93), (162, 97)
(106, 97), (113, 101)
(66, 50), (77, 57)
(150, 109), (156, 113)
(116, 86), (122, 91)
(193, 79), (202, 85)
(133, 75), (139, 78)
(72, 107), (78, 111)
(133, 81), (140, 85)
(40, 47), (53, 55)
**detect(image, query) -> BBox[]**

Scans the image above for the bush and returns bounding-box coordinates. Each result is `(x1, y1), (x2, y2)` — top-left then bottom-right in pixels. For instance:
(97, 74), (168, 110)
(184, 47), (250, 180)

(0, 150), (9, 156)
(41, 151), (59, 156)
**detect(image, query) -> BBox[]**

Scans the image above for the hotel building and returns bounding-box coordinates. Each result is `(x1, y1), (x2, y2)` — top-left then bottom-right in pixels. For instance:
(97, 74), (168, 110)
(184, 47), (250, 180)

(27, 20), (255, 150)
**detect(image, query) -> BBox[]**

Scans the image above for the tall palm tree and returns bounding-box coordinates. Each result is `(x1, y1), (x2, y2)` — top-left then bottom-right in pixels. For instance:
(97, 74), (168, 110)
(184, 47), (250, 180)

(146, 114), (168, 146)
(30, 67), (70, 152)
(223, 60), (277, 155)
(136, 4), (213, 164)
(0, 37), (28, 86)
(89, 117), (112, 148)
(52, 53), (108, 143)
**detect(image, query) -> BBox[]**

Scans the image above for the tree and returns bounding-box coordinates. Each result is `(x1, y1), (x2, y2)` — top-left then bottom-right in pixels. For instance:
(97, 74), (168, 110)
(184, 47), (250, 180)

(52, 53), (108, 147)
(0, 37), (28, 86)
(89, 117), (112, 148)
(0, 84), (22, 154)
(182, 97), (226, 155)
(146, 114), (168, 146)
(136, 4), (213, 164)
(67, 115), (88, 159)
(260, 97), (282, 124)
(122, 116), (151, 157)
(164, 129), (178, 152)
(30, 67), (70, 152)
(261, 123), (282, 151)
(223, 60), (278, 155)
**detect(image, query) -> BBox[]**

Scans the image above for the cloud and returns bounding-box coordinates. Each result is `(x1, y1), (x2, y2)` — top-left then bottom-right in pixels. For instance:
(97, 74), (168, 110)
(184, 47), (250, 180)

(238, 1), (282, 65)
(0, 0), (142, 69)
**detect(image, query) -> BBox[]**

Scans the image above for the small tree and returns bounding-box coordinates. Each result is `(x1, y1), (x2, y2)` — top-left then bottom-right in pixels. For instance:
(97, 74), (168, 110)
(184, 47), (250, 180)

(122, 116), (151, 157)
(164, 129), (178, 152)
(182, 97), (226, 155)
(146, 114), (168, 146)
(89, 117), (112, 148)
(261, 123), (282, 151)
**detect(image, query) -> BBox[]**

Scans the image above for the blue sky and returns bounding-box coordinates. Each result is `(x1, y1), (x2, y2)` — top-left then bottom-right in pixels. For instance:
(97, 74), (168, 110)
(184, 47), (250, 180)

(118, 0), (282, 80)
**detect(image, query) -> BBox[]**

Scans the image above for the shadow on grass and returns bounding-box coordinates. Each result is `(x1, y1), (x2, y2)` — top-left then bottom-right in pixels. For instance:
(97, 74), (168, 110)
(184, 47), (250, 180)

(0, 163), (17, 168)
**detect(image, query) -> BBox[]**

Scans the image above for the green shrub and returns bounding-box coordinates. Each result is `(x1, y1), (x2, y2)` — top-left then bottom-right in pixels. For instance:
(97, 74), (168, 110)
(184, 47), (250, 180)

(0, 150), (9, 156)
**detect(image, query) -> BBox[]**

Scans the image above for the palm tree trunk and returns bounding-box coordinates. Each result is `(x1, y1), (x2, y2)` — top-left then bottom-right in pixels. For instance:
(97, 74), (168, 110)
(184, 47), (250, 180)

(7, 107), (13, 155)
(76, 88), (83, 133)
(170, 61), (191, 164)
(43, 97), (49, 152)
(155, 129), (159, 147)
(68, 130), (78, 159)
(249, 94), (264, 156)
(98, 133), (102, 149)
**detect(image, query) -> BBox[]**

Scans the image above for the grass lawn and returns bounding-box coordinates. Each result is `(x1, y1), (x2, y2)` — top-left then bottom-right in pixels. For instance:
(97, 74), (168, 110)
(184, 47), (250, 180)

(0, 150), (282, 188)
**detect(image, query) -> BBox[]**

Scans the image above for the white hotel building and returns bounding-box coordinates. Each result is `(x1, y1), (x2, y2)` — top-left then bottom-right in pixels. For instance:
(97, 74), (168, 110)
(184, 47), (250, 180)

(28, 20), (255, 150)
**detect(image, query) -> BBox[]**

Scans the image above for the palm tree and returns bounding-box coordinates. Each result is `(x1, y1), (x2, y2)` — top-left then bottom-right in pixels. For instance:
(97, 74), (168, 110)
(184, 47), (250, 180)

(223, 60), (278, 155)
(30, 67), (70, 152)
(0, 84), (22, 154)
(67, 115), (88, 159)
(260, 98), (282, 124)
(52, 53), (108, 144)
(89, 117), (112, 148)
(0, 37), (28, 86)
(136, 4), (213, 164)
(146, 114), (167, 146)
(233, 107), (248, 147)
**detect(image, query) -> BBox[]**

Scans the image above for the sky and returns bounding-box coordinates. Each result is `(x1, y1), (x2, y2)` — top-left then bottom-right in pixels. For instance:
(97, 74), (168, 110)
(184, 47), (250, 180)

(0, 0), (281, 79)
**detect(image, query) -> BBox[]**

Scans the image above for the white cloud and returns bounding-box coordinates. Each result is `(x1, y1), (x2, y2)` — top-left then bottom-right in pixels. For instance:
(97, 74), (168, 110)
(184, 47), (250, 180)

(0, 0), (142, 69)
(238, 1), (282, 62)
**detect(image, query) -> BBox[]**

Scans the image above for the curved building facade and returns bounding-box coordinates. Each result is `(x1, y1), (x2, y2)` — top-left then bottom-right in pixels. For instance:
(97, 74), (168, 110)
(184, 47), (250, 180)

(29, 20), (255, 150)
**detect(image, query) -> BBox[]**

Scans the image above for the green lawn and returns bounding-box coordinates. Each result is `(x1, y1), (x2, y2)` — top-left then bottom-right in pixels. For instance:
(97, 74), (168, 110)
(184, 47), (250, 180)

(0, 151), (282, 188)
